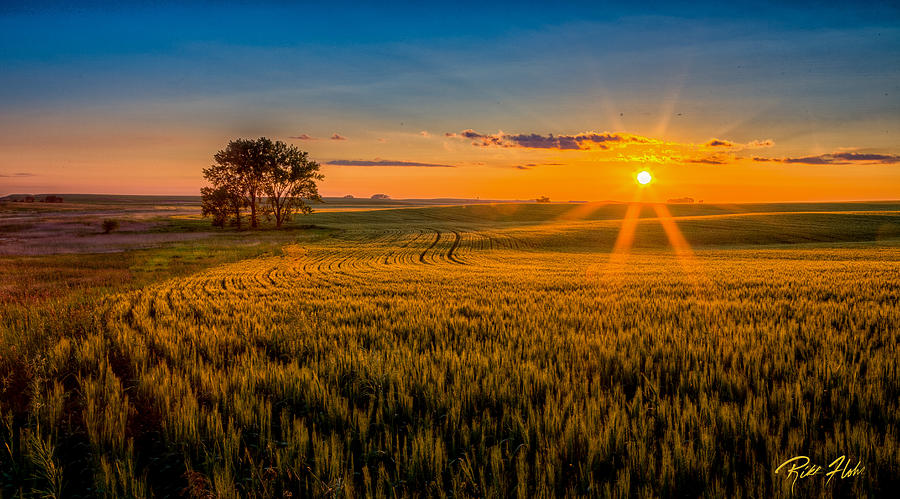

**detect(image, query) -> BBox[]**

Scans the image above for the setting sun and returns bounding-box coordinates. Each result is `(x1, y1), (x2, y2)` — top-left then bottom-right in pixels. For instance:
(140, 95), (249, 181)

(637, 171), (652, 185)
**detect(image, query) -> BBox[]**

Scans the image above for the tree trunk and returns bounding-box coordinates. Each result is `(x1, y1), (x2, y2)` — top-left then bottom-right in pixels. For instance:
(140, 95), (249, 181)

(249, 191), (258, 228)
(275, 199), (283, 228)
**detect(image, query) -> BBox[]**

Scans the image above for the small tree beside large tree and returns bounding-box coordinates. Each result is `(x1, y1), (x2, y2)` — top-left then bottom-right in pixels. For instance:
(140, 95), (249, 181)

(200, 185), (244, 228)
(201, 137), (322, 229)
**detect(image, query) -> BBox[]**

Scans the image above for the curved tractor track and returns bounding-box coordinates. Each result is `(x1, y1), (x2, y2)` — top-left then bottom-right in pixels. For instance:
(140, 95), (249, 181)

(97, 224), (531, 404)
(103, 226), (528, 344)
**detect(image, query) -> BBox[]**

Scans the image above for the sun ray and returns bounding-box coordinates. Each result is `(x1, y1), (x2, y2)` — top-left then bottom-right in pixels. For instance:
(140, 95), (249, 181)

(588, 188), (645, 279)
(587, 203), (642, 281)
(651, 203), (692, 257)
(611, 202), (643, 259)
(591, 171), (711, 299)
(652, 63), (689, 137)
(651, 202), (712, 298)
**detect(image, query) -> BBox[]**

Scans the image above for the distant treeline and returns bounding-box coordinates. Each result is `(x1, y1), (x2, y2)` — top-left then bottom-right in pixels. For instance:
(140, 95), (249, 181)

(667, 197), (704, 204)
(5, 195), (63, 203)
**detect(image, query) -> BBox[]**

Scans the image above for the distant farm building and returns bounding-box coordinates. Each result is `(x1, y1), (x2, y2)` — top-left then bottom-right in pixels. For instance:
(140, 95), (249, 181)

(667, 197), (695, 204)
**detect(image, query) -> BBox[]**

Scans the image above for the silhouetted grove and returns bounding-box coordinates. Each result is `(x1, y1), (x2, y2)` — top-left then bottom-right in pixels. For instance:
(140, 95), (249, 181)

(201, 137), (323, 229)
(5, 195), (63, 203)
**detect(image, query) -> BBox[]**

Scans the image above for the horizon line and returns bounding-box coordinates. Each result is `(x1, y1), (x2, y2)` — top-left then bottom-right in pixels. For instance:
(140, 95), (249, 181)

(3, 192), (900, 206)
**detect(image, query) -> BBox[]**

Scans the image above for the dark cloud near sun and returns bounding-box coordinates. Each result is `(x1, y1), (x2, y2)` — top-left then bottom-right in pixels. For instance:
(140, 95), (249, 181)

(753, 152), (900, 165)
(684, 157), (728, 165)
(448, 129), (653, 150)
(327, 159), (456, 168)
(831, 152), (900, 163)
(450, 130), (772, 153)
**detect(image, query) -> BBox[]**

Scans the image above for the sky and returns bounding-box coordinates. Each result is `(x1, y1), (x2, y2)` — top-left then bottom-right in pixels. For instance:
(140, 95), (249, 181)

(1, 1), (899, 202)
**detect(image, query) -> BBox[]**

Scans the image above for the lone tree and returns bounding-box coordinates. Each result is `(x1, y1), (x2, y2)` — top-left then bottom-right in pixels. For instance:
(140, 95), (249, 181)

(101, 219), (119, 234)
(201, 137), (322, 229)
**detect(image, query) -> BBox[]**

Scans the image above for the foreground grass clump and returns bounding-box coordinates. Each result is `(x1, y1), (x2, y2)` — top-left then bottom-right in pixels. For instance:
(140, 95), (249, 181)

(1, 208), (899, 497)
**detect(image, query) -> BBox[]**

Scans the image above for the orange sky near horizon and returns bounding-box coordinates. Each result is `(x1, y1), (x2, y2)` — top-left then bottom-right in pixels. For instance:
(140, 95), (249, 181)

(2, 124), (898, 203)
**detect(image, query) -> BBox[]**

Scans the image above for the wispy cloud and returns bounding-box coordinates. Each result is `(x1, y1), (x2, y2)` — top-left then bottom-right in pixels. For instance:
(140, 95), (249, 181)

(288, 134), (316, 140)
(330, 133), (347, 141)
(327, 159), (456, 168)
(704, 138), (774, 150)
(515, 162), (566, 170)
(0, 172), (36, 177)
(748, 139), (775, 148)
(753, 152), (900, 165)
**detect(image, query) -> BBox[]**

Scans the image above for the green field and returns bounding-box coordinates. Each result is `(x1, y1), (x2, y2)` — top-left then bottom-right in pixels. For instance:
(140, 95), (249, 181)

(2, 201), (899, 497)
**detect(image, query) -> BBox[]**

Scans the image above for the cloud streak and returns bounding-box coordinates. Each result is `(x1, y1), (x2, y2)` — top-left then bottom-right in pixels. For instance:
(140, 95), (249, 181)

(448, 129), (774, 153)
(515, 162), (566, 170)
(704, 138), (774, 150)
(753, 152), (900, 165)
(448, 129), (657, 150)
(330, 133), (347, 141)
(684, 156), (729, 165)
(288, 134), (315, 140)
(0, 172), (36, 177)
(327, 159), (456, 168)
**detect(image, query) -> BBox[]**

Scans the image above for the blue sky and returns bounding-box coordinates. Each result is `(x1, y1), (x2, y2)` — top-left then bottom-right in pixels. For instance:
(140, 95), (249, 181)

(1, 1), (899, 200)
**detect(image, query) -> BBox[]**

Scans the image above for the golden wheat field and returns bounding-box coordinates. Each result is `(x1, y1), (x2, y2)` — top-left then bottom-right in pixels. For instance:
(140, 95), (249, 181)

(2, 203), (900, 498)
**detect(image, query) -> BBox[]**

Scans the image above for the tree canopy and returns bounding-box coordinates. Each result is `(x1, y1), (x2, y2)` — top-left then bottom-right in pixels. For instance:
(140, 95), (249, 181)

(201, 138), (323, 229)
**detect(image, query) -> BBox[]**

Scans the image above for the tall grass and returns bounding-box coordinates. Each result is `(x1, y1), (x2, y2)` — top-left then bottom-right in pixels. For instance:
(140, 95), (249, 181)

(2, 207), (899, 497)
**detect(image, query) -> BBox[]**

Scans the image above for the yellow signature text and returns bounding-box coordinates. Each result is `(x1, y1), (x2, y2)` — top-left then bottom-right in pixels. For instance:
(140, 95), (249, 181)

(775, 455), (865, 494)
